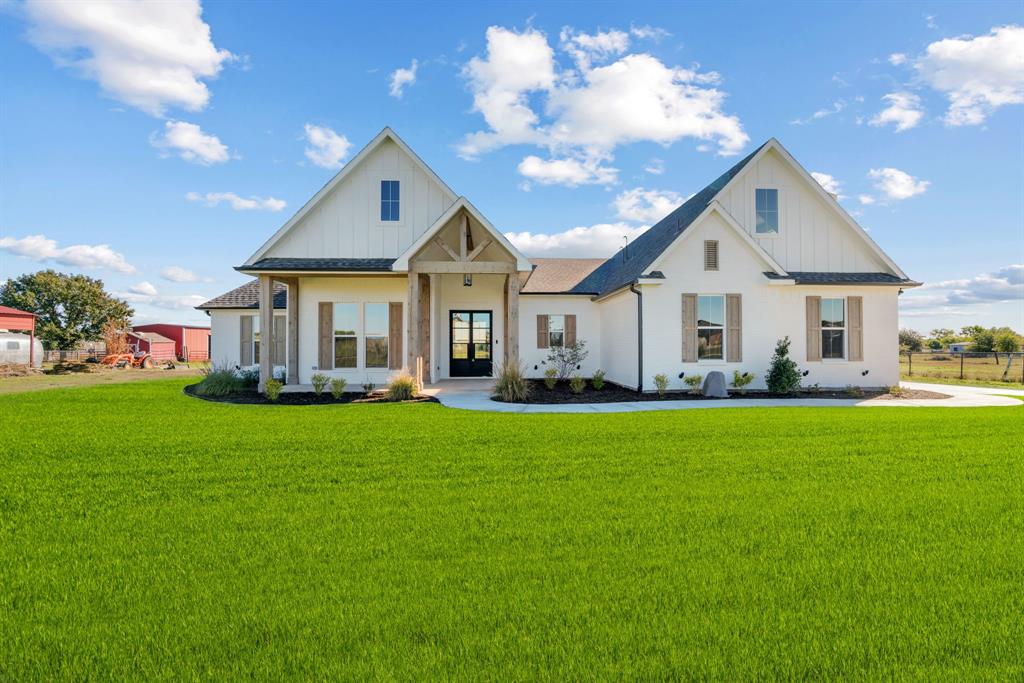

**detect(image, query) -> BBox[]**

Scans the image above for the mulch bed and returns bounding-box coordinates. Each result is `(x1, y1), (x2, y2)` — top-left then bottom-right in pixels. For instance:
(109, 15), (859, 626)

(495, 380), (892, 404)
(184, 383), (438, 406)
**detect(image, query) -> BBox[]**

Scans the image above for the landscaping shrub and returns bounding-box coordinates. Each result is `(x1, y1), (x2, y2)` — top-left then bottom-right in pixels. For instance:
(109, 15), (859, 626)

(264, 379), (283, 402)
(311, 373), (330, 396)
(194, 364), (243, 397)
(387, 375), (416, 401)
(494, 363), (531, 403)
(237, 367), (259, 388)
(362, 382), (376, 393)
(591, 369), (606, 391)
(543, 367), (558, 390)
(731, 370), (755, 395)
(330, 378), (347, 399)
(653, 373), (669, 397)
(684, 374), (703, 395)
(766, 337), (802, 394)
(569, 375), (585, 394)
(888, 385), (907, 398)
(846, 385), (865, 398)
(546, 340), (589, 381)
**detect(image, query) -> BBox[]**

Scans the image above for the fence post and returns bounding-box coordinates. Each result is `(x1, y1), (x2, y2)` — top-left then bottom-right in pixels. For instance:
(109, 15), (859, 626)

(907, 352), (912, 376)
(960, 353), (964, 380)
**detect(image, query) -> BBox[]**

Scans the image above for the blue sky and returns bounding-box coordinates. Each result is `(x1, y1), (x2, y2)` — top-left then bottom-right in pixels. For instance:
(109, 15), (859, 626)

(1, 1), (1021, 332)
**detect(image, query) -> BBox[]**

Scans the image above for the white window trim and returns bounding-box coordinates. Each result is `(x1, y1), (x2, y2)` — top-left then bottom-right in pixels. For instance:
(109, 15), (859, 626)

(363, 302), (390, 369)
(696, 294), (727, 364)
(332, 302), (360, 370)
(754, 187), (782, 238)
(820, 297), (847, 362)
(375, 174), (406, 228)
(547, 313), (566, 348)
(250, 314), (286, 369)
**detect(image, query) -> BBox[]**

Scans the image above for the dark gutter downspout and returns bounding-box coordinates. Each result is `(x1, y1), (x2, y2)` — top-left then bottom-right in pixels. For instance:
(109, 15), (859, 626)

(629, 283), (643, 393)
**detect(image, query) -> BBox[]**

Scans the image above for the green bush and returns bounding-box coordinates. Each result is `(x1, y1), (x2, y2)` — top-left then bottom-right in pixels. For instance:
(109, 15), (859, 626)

(494, 363), (531, 403)
(194, 365), (243, 397)
(387, 375), (416, 402)
(591, 369), (606, 390)
(362, 382), (376, 393)
(731, 370), (755, 395)
(846, 385), (866, 398)
(684, 374), (703, 395)
(543, 367), (558, 390)
(311, 373), (330, 396)
(330, 378), (347, 399)
(237, 367), (259, 388)
(569, 375), (586, 394)
(264, 379), (283, 402)
(653, 373), (669, 397)
(766, 337), (802, 395)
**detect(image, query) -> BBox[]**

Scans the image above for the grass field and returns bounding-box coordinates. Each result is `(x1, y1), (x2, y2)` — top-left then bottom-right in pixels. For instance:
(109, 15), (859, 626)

(900, 352), (1024, 389)
(2, 379), (1022, 680)
(0, 365), (204, 395)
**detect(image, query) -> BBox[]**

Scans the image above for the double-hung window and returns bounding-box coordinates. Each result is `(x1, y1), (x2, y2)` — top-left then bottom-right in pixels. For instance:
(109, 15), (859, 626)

(547, 314), (565, 347)
(755, 188), (779, 234)
(252, 316), (261, 364)
(333, 303), (358, 368)
(697, 295), (725, 360)
(380, 180), (400, 221)
(364, 303), (389, 368)
(821, 298), (846, 359)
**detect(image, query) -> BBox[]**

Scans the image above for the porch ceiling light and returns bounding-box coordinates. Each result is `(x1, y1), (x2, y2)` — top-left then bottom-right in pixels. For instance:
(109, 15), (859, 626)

(463, 274), (472, 287)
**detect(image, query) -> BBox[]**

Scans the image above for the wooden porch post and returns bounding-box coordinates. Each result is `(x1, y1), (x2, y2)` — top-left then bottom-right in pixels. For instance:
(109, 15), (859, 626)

(505, 272), (520, 368)
(285, 278), (299, 384)
(258, 274), (273, 392)
(407, 272), (420, 374)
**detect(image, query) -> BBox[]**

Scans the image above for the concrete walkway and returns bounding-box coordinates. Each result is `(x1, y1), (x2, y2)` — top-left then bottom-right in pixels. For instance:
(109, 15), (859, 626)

(423, 380), (1024, 413)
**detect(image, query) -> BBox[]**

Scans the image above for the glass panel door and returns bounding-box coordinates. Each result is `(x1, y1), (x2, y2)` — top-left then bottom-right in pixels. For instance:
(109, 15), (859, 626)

(449, 310), (493, 377)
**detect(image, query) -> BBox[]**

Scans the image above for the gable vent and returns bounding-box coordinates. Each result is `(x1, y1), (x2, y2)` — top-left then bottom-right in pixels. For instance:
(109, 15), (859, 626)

(704, 240), (719, 271)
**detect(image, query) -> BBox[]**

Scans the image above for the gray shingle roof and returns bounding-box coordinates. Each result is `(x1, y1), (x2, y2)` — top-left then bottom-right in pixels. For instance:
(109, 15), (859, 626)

(196, 280), (286, 310)
(763, 272), (918, 285)
(239, 257), (396, 272)
(577, 142), (768, 297)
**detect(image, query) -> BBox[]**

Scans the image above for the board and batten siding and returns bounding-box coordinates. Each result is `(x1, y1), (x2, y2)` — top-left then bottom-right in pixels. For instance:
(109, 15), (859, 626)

(716, 148), (888, 273)
(267, 139), (457, 260)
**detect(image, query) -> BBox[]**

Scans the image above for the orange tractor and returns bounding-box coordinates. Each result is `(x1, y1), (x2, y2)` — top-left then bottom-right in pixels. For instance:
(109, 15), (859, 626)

(100, 352), (158, 369)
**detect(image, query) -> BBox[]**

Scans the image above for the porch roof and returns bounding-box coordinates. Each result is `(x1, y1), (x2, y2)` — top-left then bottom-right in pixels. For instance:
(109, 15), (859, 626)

(196, 279), (287, 310)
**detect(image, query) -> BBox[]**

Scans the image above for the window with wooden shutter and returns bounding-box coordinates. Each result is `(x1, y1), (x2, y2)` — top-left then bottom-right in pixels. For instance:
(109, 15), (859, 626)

(726, 293), (742, 362)
(681, 294), (697, 362)
(848, 296), (863, 361)
(240, 316), (253, 366)
(273, 316), (286, 366)
(317, 302), (332, 369)
(389, 302), (403, 369)
(564, 315), (577, 346)
(806, 296), (822, 361)
(536, 315), (549, 349)
(704, 240), (719, 271)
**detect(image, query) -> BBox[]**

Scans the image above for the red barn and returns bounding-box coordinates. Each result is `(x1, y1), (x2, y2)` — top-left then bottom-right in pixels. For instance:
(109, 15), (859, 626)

(132, 324), (211, 361)
(0, 305), (38, 366)
(127, 331), (176, 361)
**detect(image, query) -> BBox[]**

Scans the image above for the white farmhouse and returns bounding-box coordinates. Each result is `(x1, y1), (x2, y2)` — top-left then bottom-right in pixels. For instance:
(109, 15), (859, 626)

(198, 128), (919, 392)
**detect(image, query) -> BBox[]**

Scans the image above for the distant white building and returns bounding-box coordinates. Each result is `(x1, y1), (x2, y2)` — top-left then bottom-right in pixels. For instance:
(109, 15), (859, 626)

(948, 342), (973, 353)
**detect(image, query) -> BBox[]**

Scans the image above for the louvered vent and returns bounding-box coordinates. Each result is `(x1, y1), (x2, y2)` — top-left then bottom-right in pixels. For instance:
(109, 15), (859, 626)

(704, 240), (719, 271)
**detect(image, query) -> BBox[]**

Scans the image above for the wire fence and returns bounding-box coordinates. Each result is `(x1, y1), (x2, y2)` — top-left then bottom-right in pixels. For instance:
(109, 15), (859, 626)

(900, 351), (1024, 385)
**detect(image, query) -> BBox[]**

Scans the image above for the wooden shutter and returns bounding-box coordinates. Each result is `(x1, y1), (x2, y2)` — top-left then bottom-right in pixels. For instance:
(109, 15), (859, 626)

(273, 316), (286, 366)
(565, 315), (577, 346)
(536, 315), (549, 349)
(848, 296), (864, 361)
(726, 293), (742, 362)
(389, 302), (403, 370)
(806, 296), (822, 362)
(240, 316), (252, 366)
(704, 240), (719, 271)
(681, 294), (697, 362)
(318, 302), (333, 369)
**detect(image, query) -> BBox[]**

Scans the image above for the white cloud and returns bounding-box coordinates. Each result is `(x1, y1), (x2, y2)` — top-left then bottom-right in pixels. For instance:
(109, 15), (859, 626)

(790, 99), (845, 125)
(129, 281), (158, 296)
(643, 158), (665, 175)
(613, 188), (683, 223)
(869, 92), (925, 132)
(868, 167), (930, 200)
(858, 194), (876, 205)
(629, 25), (670, 41)
(915, 25), (1024, 126)
(24, 0), (233, 116)
(150, 120), (230, 165)
(389, 59), (418, 98)
(810, 172), (844, 198)
(888, 53), (908, 66)
(119, 287), (207, 310)
(517, 155), (617, 187)
(505, 222), (649, 257)
(901, 264), (1024, 314)
(186, 191), (286, 211)
(0, 233), (135, 273)
(303, 123), (351, 169)
(160, 266), (201, 283)
(458, 25), (748, 169)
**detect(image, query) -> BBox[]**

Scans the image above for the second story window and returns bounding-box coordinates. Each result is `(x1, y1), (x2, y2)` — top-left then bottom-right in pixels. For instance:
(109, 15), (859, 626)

(755, 188), (778, 234)
(381, 180), (400, 221)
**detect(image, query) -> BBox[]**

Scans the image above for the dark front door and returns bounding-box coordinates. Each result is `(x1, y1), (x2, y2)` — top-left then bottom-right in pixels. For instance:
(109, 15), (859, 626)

(450, 310), (493, 377)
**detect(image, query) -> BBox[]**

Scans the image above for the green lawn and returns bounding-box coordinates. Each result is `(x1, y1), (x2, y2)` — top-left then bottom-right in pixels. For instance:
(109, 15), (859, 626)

(2, 379), (1022, 680)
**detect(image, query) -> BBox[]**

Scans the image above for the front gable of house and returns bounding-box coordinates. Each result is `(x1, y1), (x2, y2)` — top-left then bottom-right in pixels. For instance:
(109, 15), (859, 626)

(715, 145), (896, 275)
(247, 130), (457, 264)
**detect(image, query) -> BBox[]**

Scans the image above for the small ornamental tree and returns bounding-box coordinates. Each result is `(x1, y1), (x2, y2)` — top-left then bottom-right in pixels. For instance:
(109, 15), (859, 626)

(898, 328), (924, 352)
(546, 340), (588, 381)
(765, 336), (802, 395)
